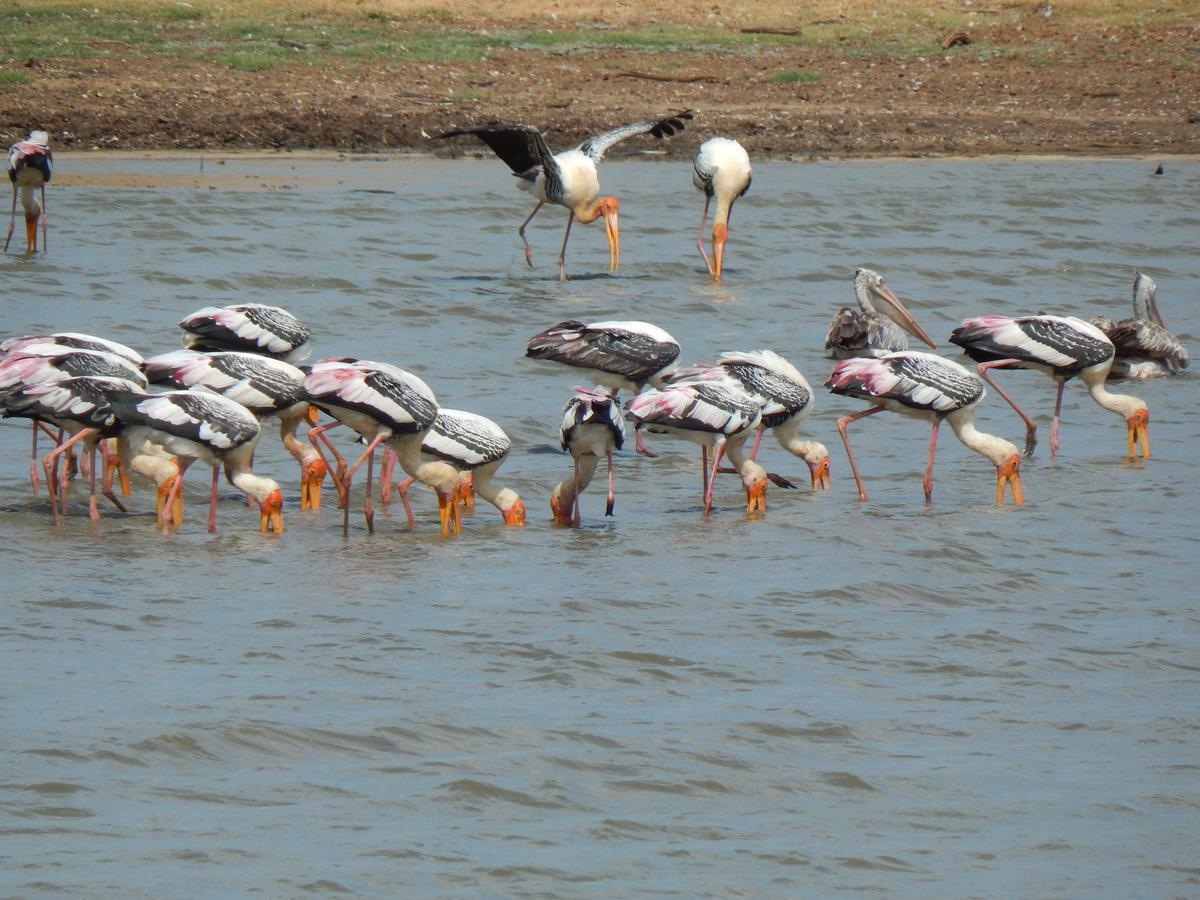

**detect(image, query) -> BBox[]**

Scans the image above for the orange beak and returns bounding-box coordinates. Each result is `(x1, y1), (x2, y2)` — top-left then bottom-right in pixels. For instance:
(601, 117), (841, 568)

(711, 222), (728, 282)
(456, 472), (476, 508)
(1126, 408), (1150, 459)
(995, 453), (1024, 506)
(746, 477), (768, 514)
(503, 498), (526, 526)
(437, 489), (462, 536)
(24, 212), (39, 253)
(603, 201), (620, 272)
(259, 487), (284, 533)
(300, 458), (327, 510)
(155, 475), (184, 527)
(808, 456), (831, 491)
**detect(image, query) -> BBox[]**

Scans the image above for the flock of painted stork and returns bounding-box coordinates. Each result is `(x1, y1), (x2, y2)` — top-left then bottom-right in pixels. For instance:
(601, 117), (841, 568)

(4, 120), (1190, 536)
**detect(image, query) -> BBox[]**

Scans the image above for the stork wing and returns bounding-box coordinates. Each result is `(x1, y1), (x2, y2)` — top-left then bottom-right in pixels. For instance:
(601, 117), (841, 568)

(577, 110), (695, 164)
(436, 123), (558, 179)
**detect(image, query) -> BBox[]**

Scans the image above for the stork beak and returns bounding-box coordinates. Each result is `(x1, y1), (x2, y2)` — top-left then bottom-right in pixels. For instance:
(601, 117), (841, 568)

(456, 472), (475, 508)
(711, 222), (727, 282)
(603, 205), (620, 272)
(502, 498), (526, 526)
(875, 283), (937, 349)
(808, 456), (831, 491)
(300, 458), (327, 510)
(259, 488), (284, 533)
(156, 475), (185, 526)
(995, 453), (1024, 506)
(437, 489), (462, 536)
(24, 212), (38, 253)
(550, 494), (573, 526)
(1127, 408), (1151, 459)
(746, 477), (768, 514)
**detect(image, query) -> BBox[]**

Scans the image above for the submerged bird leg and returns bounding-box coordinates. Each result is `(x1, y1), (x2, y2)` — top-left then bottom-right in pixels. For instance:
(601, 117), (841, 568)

(378, 446), (395, 506)
(207, 464), (221, 533)
(837, 405), (886, 502)
(976, 360), (1039, 457)
(393, 475), (417, 528)
(3, 185), (14, 253)
(518, 200), (544, 267)
(99, 440), (128, 513)
(572, 456), (582, 525)
(40, 184), (47, 251)
(86, 444), (100, 520)
(924, 417), (943, 502)
(696, 195), (713, 275)
(42, 429), (94, 526)
(309, 421), (349, 506)
(715, 428), (794, 488)
(701, 444), (710, 498)
(1050, 377), (1068, 457)
(363, 446), (377, 535)
(605, 449), (616, 517)
(340, 433), (388, 537)
(558, 211), (575, 282)
(634, 426), (659, 458)
(160, 458), (193, 534)
(703, 443), (725, 514)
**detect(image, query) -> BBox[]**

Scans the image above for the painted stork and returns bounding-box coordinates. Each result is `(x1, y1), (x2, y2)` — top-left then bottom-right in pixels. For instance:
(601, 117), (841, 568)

(302, 358), (465, 536)
(178, 303), (312, 362)
(665, 349), (831, 490)
(106, 389), (284, 534)
(549, 387), (626, 525)
(526, 319), (679, 456)
(437, 110), (694, 280)
(1, 375), (142, 525)
(826, 352), (1023, 505)
(825, 268), (937, 359)
(386, 408), (525, 527)
(692, 137), (751, 281)
(1091, 271), (1188, 379)
(143, 349), (326, 510)
(5, 130), (52, 254)
(626, 380), (766, 515)
(949, 314), (1150, 459)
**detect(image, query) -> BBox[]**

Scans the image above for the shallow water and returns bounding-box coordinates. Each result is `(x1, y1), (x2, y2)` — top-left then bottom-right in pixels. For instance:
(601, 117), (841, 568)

(2, 155), (1198, 897)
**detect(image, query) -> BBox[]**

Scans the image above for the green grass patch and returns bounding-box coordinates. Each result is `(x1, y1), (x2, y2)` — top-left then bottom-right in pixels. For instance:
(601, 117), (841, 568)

(0, 68), (32, 84)
(768, 68), (819, 83)
(217, 46), (288, 71)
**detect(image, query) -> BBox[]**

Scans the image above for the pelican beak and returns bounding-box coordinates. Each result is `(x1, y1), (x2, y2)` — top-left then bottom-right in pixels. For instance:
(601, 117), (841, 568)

(711, 222), (727, 282)
(746, 476), (768, 514)
(876, 283), (937, 349)
(259, 488), (284, 533)
(300, 458), (327, 510)
(24, 212), (39, 253)
(995, 453), (1024, 506)
(437, 489), (462, 536)
(1126, 408), (1151, 459)
(550, 493), (573, 526)
(808, 456), (831, 491)
(502, 497), (526, 526)
(603, 200), (620, 272)
(305, 404), (320, 426)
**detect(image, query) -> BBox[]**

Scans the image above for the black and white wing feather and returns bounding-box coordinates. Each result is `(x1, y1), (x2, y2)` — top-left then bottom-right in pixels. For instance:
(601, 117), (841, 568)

(144, 349), (306, 415)
(302, 359), (438, 437)
(827, 352), (983, 414)
(1, 375), (141, 431)
(436, 122), (560, 185)
(421, 409), (511, 470)
(108, 390), (261, 452)
(526, 320), (680, 385)
(627, 381), (762, 437)
(559, 388), (626, 452)
(578, 110), (695, 164)
(180, 303), (312, 360)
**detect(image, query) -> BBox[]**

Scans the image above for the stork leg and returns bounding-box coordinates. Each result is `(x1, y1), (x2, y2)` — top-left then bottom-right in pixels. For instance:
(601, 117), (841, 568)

(924, 417), (944, 502)
(605, 449), (616, 517)
(517, 200), (544, 268)
(363, 446), (377, 535)
(159, 458), (193, 534)
(558, 211), (575, 282)
(716, 427), (796, 488)
(42, 429), (95, 526)
(700, 444), (710, 500)
(836, 405), (886, 502)
(3, 185), (14, 253)
(703, 443), (725, 514)
(379, 447), (395, 506)
(392, 475), (417, 528)
(634, 426), (659, 458)
(98, 439), (128, 513)
(1049, 377), (1068, 457)
(696, 195), (713, 275)
(40, 184), (47, 252)
(309, 421), (349, 506)
(207, 464), (220, 533)
(976, 360), (1039, 457)
(339, 434), (388, 536)
(572, 457), (582, 525)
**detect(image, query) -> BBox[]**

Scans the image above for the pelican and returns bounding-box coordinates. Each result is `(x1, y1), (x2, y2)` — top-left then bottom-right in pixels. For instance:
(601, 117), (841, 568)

(178, 303), (312, 362)
(549, 388), (626, 525)
(692, 137), (751, 281)
(437, 110), (693, 280)
(626, 380), (766, 515)
(949, 314), (1149, 459)
(826, 352), (1023, 505)
(1091, 272), (1188, 379)
(825, 268), (937, 359)
(5, 130), (52, 253)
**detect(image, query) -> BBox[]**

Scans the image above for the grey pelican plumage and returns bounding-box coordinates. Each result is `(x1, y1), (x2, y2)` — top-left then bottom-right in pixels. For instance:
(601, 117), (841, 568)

(825, 268), (937, 359)
(550, 387), (626, 525)
(692, 137), (751, 281)
(1092, 271), (1188, 379)
(387, 408), (526, 527)
(5, 130), (52, 253)
(106, 388), (284, 534)
(826, 352), (1023, 505)
(438, 111), (693, 280)
(178, 303), (312, 362)
(626, 380), (766, 515)
(143, 349), (327, 510)
(302, 358), (464, 535)
(949, 314), (1149, 459)
(666, 349), (830, 489)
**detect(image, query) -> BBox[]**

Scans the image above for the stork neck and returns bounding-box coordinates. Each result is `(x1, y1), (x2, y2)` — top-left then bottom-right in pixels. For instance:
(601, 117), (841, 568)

(279, 416), (319, 464)
(552, 453), (599, 509)
(18, 185), (40, 216)
(947, 413), (1017, 467)
(1082, 367), (1145, 418)
(229, 469), (279, 504)
(390, 434), (459, 493)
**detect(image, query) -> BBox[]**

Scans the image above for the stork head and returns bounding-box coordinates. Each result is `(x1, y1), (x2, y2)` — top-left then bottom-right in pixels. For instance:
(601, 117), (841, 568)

(807, 454), (831, 491)
(1126, 407), (1150, 459)
(549, 486), (574, 526)
(502, 496), (526, 526)
(300, 457), (327, 510)
(259, 487), (284, 533)
(582, 196), (620, 272)
(995, 453), (1024, 506)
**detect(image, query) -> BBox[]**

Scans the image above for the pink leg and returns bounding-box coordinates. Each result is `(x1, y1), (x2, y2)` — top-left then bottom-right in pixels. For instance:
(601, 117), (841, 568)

(42, 429), (95, 526)
(41, 184), (47, 251)
(160, 458), (193, 534)
(572, 457), (582, 525)
(696, 195), (713, 274)
(558, 211), (575, 281)
(208, 464), (220, 533)
(703, 444), (725, 514)
(1049, 378), (1067, 456)
(379, 447), (395, 506)
(3, 185), (14, 252)
(518, 200), (544, 267)
(924, 418), (943, 502)
(363, 446), (376, 535)
(309, 421), (348, 506)
(701, 445), (710, 498)
(99, 439), (128, 512)
(340, 434), (388, 536)
(836, 405), (886, 502)
(605, 450), (615, 517)
(393, 475), (417, 528)
(635, 427), (659, 458)
(87, 445), (100, 520)
(748, 428), (764, 461)
(977, 360), (1038, 457)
